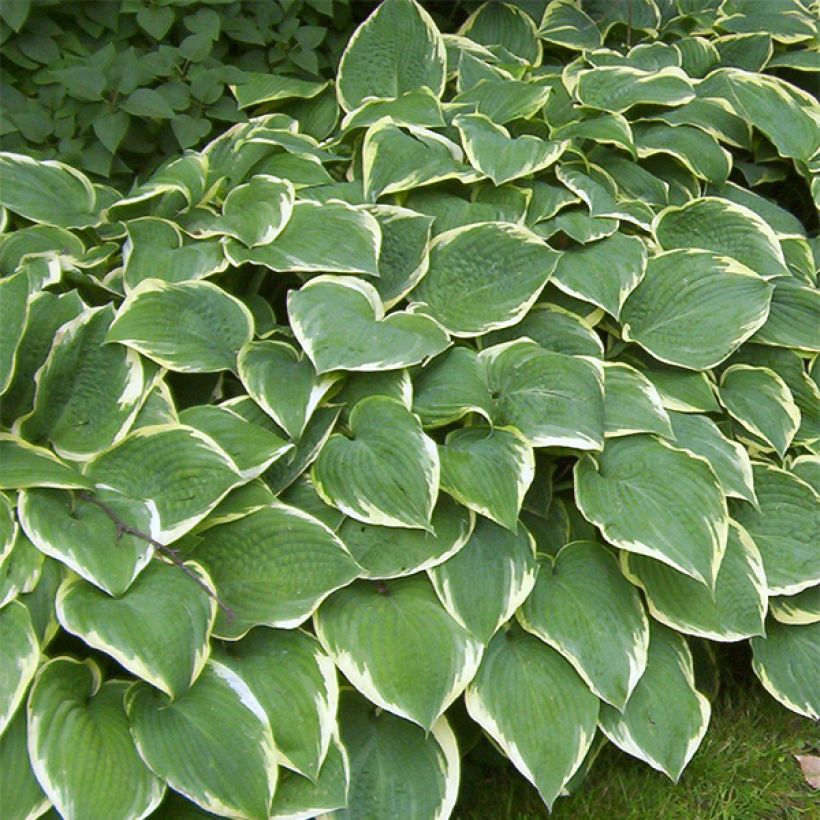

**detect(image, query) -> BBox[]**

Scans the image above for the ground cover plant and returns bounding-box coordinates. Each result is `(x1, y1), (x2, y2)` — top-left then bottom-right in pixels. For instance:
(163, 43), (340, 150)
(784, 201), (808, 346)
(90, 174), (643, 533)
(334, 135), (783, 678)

(0, 0), (819, 817)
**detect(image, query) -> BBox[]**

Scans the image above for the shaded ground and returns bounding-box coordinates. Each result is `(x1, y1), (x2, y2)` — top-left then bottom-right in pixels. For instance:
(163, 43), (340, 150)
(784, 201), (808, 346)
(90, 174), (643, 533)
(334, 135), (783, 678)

(457, 647), (820, 819)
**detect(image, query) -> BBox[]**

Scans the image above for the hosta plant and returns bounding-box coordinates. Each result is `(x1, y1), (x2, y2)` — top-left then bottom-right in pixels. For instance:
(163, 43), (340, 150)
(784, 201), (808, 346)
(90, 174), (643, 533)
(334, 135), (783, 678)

(1, 0), (819, 817)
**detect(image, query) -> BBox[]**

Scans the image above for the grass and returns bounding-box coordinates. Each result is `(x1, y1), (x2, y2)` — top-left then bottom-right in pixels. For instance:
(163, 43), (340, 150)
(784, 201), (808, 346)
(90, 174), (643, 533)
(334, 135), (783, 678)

(456, 646), (820, 819)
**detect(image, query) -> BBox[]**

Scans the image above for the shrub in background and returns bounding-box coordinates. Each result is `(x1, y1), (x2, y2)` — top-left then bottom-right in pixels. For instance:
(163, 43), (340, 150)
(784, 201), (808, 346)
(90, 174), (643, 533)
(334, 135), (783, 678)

(0, 0), (819, 817)
(0, 0), (358, 180)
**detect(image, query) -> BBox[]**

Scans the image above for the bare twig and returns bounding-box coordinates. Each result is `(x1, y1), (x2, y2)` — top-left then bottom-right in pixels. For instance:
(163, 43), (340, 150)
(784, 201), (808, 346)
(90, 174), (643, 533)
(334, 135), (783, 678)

(78, 491), (234, 620)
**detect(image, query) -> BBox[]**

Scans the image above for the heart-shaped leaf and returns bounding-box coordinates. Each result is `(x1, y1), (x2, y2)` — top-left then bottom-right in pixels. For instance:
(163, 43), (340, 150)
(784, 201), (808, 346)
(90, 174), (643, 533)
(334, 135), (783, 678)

(312, 396), (440, 530)
(219, 175), (294, 247)
(0, 601), (39, 736)
(0, 707), (50, 820)
(56, 561), (216, 698)
(289, 276), (449, 374)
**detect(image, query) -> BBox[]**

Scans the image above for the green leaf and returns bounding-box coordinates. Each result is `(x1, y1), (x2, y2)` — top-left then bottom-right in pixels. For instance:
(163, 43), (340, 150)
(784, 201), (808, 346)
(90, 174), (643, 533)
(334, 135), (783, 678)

(454, 78), (551, 123)
(654, 197), (790, 280)
(770, 584), (820, 625)
(315, 575), (483, 729)
(719, 365), (800, 456)
(122, 88), (177, 119)
(335, 690), (459, 820)
(438, 427), (534, 531)
(0, 601), (39, 736)
(429, 517), (537, 644)
(218, 175), (295, 248)
(575, 66), (694, 113)
(136, 4), (175, 40)
(15, 306), (146, 460)
(730, 463), (820, 595)
(465, 626), (599, 809)
(0, 271), (29, 396)
(216, 628), (338, 781)
(312, 396), (439, 530)
(107, 280), (253, 373)
(459, 1), (542, 64)
(667, 411), (756, 504)
(0, 152), (100, 228)
(633, 124), (732, 184)
(480, 339), (605, 450)
(602, 362), (673, 439)
(56, 561), (216, 698)
(552, 233), (646, 317)
(624, 351), (721, 414)
(192, 502), (360, 639)
(0, 707), (50, 820)
(341, 87), (445, 132)
(288, 276), (449, 374)
(750, 278), (820, 352)
(751, 621), (819, 719)
(598, 623), (710, 781)
(126, 660), (278, 819)
(454, 113), (567, 185)
(85, 425), (243, 543)
(339, 495), (474, 579)
(621, 250), (773, 371)
(28, 658), (165, 820)
(225, 200), (381, 275)
(575, 434), (728, 586)
(0, 435), (91, 490)
(0, 529), (43, 609)
(337, 0), (446, 112)
(624, 518), (767, 640)
(18, 489), (153, 597)
(232, 74), (329, 109)
(237, 340), (339, 441)
(538, 1), (601, 50)
(413, 222), (558, 337)
(178, 404), (293, 480)
(519, 541), (648, 709)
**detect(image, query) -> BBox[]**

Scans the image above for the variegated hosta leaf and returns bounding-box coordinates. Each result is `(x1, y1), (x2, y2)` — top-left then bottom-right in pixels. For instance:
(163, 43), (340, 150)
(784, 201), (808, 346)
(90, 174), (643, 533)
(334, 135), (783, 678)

(334, 690), (459, 820)
(574, 66), (695, 114)
(551, 233), (647, 317)
(751, 277), (820, 353)
(122, 218), (228, 291)
(412, 222), (559, 337)
(288, 276), (449, 374)
(653, 197), (790, 280)
(19, 489), (153, 597)
(0, 531), (44, 610)
(237, 340), (339, 441)
(55, 561), (216, 698)
(719, 365), (800, 456)
(314, 575), (483, 730)
(362, 122), (472, 201)
(454, 112), (567, 185)
(790, 456), (820, 495)
(622, 521), (767, 641)
(598, 623), (710, 781)
(28, 658), (165, 820)
(192, 502), (360, 639)
(538, 0), (601, 50)
(465, 626), (600, 809)
(312, 396), (439, 530)
(412, 346), (493, 428)
(339, 495), (474, 579)
(730, 463), (820, 596)
(0, 601), (39, 736)
(336, 0), (446, 113)
(177, 405), (293, 480)
(85, 424), (243, 544)
(225, 200), (381, 276)
(667, 411), (756, 504)
(480, 340), (605, 450)
(751, 621), (819, 719)
(0, 271), (28, 396)
(770, 585), (820, 626)
(0, 708), (50, 820)
(574, 434), (728, 587)
(14, 306), (145, 461)
(625, 351), (721, 414)
(429, 517), (537, 644)
(602, 362), (673, 439)
(216, 175), (294, 247)
(106, 279), (254, 373)
(215, 627), (337, 781)
(620, 250), (773, 371)
(0, 492), (17, 563)
(269, 736), (349, 820)
(519, 541), (649, 709)
(0, 152), (102, 228)
(126, 660), (278, 819)
(438, 426), (534, 532)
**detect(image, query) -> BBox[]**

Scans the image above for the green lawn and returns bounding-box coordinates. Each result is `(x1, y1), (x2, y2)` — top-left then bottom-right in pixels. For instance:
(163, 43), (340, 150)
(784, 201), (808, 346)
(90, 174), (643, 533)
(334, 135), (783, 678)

(457, 649), (820, 819)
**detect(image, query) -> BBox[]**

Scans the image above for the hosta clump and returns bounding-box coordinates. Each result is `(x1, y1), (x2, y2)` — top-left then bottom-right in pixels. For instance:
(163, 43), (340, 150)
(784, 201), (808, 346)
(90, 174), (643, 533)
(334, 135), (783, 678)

(1, 0), (819, 816)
